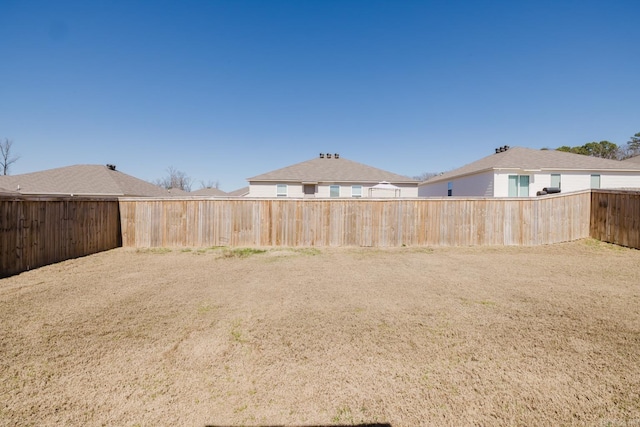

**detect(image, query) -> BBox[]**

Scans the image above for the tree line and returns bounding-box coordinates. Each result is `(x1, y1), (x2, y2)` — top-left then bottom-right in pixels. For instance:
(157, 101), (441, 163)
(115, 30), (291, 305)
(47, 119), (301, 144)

(556, 132), (640, 160)
(414, 131), (640, 181)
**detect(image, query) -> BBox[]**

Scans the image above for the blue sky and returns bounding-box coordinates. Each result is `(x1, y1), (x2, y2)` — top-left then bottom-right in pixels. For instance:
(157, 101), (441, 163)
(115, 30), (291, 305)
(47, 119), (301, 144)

(1, 0), (638, 191)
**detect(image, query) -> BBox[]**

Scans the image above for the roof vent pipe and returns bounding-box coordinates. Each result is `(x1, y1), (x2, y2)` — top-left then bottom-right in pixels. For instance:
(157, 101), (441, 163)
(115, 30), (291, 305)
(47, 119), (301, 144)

(327, 153), (332, 158)
(319, 153), (325, 158)
(334, 153), (339, 159)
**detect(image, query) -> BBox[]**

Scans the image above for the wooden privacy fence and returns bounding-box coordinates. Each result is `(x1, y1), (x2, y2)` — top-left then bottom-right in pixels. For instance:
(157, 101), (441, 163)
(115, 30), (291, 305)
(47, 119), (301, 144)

(119, 191), (592, 248)
(591, 190), (640, 249)
(0, 197), (121, 278)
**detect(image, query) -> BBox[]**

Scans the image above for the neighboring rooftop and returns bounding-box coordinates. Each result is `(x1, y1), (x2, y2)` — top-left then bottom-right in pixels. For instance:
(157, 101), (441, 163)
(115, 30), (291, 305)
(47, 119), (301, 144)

(189, 187), (228, 197)
(248, 155), (417, 184)
(424, 147), (640, 184)
(227, 186), (249, 197)
(623, 155), (640, 164)
(0, 186), (20, 197)
(0, 164), (188, 197)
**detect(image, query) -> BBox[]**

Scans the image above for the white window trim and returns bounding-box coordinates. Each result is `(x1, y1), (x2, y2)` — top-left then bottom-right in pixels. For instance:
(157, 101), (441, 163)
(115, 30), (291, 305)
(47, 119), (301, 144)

(351, 185), (362, 198)
(276, 184), (287, 197)
(330, 185), (340, 198)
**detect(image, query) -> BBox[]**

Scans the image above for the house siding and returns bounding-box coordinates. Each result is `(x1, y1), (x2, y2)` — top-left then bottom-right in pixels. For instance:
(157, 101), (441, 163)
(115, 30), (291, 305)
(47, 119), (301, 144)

(601, 173), (640, 189)
(422, 170), (640, 198)
(495, 171), (640, 197)
(249, 182), (304, 198)
(419, 171), (494, 197)
(250, 182), (418, 198)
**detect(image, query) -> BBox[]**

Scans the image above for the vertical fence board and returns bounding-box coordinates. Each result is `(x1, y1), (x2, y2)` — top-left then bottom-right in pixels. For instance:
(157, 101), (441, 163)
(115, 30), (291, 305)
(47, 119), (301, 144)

(9, 190), (636, 278)
(117, 192), (593, 249)
(1, 197), (121, 278)
(591, 190), (640, 249)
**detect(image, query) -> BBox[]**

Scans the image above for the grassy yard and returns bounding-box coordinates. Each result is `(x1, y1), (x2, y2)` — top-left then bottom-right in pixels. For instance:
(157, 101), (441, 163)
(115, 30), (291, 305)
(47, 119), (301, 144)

(1, 239), (639, 426)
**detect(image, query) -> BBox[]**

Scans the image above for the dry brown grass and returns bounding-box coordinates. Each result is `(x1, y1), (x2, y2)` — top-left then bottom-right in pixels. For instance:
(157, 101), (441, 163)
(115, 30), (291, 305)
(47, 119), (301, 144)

(1, 239), (639, 426)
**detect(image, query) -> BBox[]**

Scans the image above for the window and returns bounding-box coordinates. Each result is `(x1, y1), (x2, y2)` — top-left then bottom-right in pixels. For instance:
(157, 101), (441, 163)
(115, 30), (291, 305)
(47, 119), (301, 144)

(351, 185), (362, 198)
(508, 175), (530, 197)
(447, 182), (453, 197)
(276, 184), (287, 197)
(330, 185), (340, 198)
(590, 174), (601, 189)
(550, 174), (561, 189)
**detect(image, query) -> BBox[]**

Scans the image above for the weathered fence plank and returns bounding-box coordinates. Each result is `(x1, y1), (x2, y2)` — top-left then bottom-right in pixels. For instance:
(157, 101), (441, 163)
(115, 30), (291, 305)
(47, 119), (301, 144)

(0, 197), (121, 278)
(118, 192), (592, 248)
(591, 190), (640, 250)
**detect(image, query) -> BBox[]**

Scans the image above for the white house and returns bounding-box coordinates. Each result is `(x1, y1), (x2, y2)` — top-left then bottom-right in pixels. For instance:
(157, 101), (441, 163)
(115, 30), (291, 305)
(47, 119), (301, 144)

(419, 146), (640, 198)
(247, 153), (419, 198)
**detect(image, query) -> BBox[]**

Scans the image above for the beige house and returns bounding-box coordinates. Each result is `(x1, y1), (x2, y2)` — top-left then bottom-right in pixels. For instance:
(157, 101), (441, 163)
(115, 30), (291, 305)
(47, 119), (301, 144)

(419, 147), (640, 197)
(247, 154), (419, 198)
(0, 164), (187, 197)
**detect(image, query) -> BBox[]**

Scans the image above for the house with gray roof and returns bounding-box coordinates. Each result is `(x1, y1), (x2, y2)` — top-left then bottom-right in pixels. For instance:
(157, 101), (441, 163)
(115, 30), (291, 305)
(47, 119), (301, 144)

(0, 164), (187, 197)
(419, 146), (640, 198)
(247, 153), (419, 198)
(189, 187), (228, 197)
(227, 186), (249, 197)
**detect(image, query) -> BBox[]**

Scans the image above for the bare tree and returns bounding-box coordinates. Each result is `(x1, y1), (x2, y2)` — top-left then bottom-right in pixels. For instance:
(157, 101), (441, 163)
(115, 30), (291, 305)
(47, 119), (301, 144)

(154, 166), (193, 191)
(199, 179), (220, 190)
(412, 171), (440, 182)
(1, 138), (19, 175)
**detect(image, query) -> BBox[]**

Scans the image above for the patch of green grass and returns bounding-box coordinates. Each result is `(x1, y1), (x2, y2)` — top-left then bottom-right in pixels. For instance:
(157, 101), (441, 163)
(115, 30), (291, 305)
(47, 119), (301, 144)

(412, 247), (435, 254)
(230, 319), (246, 343)
(197, 303), (217, 314)
(479, 300), (496, 306)
(291, 247), (322, 255)
(331, 405), (353, 423)
(135, 247), (172, 254)
(233, 404), (247, 413)
(583, 238), (628, 251)
(222, 248), (267, 258)
(460, 297), (496, 307)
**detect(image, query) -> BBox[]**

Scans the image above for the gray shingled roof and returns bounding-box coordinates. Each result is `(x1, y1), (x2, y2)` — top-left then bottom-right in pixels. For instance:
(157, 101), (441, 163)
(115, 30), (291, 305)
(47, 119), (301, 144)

(189, 187), (228, 197)
(0, 186), (20, 197)
(623, 155), (640, 164)
(0, 165), (187, 197)
(424, 147), (640, 184)
(248, 157), (418, 184)
(227, 186), (249, 197)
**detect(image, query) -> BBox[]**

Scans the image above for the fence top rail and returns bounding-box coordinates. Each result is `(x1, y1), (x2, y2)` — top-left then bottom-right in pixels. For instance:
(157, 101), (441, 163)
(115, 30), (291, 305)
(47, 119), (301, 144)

(117, 190), (592, 203)
(591, 189), (640, 195)
(0, 195), (120, 202)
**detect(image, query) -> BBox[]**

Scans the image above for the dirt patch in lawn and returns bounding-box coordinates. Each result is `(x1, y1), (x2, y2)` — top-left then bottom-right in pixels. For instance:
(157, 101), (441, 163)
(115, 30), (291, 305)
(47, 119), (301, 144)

(1, 239), (639, 426)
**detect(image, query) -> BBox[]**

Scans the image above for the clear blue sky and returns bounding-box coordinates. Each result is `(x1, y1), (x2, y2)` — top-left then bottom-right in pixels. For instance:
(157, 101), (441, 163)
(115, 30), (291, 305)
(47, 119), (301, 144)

(1, 0), (638, 191)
